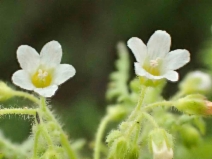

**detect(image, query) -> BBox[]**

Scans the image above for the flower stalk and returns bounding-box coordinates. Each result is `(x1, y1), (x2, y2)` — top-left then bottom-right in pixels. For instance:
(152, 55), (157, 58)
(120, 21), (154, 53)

(39, 97), (77, 159)
(94, 115), (112, 159)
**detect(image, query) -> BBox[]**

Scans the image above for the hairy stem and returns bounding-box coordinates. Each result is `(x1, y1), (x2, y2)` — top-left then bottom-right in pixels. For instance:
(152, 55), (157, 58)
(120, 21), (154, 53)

(40, 97), (77, 159)
(0, 108), (36, 116)
(142, 112), (159, 128)
(32, 125), (41, 158)
(13, 91), (40, 105)
(94, 115), (111, 159)
(128, 85), (147, 121)
(141, 101), (174, 112)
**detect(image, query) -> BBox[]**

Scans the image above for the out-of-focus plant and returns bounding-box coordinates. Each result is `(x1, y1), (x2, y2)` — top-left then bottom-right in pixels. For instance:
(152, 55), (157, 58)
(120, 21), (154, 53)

(0, 30), (212, 159)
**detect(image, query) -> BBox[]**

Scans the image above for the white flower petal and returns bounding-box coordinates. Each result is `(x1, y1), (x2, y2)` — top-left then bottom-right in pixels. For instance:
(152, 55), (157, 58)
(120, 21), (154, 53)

(52, 64), (76, 85)
(152, 141), (173, 159)
(127, 37), (147, 64)
(17, 45), (40, 74)
(163, 49), (190, 71)
(34, 85), (58, 97)
(40, 41), (62, 68)
(147, 30), (171, 60)
(12, 70), (35, 90)
(163, 70), (179, 82)
(134, 62), (164, 80)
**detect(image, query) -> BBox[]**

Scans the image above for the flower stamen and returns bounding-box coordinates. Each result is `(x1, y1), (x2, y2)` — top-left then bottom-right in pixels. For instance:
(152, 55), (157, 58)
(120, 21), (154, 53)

(38, 69), (48, 80)
(32, 69), (52, 88)
(150, 59), (159, 67)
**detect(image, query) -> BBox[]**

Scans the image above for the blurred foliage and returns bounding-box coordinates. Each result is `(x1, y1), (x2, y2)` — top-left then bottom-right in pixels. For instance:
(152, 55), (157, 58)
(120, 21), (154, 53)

(106, 42), (130, 102)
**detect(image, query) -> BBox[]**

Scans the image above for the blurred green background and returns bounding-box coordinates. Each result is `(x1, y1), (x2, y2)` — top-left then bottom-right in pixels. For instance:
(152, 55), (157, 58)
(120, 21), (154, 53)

(0, 0), (212, 150)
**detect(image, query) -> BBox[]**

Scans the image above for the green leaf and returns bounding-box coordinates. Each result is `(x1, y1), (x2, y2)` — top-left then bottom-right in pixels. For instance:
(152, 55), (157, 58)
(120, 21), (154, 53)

(106, 42), (130, 102)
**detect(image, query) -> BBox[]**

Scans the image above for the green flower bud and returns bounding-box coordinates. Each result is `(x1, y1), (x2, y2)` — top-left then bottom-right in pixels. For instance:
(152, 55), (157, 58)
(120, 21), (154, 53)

(125, 146), (139, 159)
(0, 82), (14, 101)
(108, 137), (128, 159)
(180, 124), (200, 148)
(115, 138), (128, 157)
(176, 94), (209, 115)
(106, 130), (122, 147)
(107, 106), (126, 121)
(119, 121), (132, 131)
(108, 137), (140, 159)
(179, 71), (211, 94)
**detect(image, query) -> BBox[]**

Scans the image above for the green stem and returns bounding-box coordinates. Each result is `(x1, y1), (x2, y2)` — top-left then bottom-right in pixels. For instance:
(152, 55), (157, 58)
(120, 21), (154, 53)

(94, 115), (111, 159)
(126, 114), (143, 138)
(128, 85), (147, 121)
(0, 108), (36, 116)
(40, 97), (77, 159)
(13, 91), (40, 105)
(136, 85), (147, 110)
(142, 112), (159, 128)
(60, 133), (78, 159)
(40, 97), (47, 111)
(133, 123), (141, 145)
(33, 125), (41, 158)
(40, 123), (54, 147)
(141, 101), (174, 112)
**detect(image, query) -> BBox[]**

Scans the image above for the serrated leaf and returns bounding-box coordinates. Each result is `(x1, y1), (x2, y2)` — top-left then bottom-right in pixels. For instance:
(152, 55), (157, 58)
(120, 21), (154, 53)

(106, 42), (130, 102)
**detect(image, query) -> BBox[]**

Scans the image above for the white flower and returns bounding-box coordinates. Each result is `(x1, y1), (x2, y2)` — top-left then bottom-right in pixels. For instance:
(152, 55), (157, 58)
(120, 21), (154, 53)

(12, 41), (76, 97)
(127, 30), (190, 82)
(152, 141), (173, 159)
(180, 71), (212, 94)
(186, 71), (211, 91)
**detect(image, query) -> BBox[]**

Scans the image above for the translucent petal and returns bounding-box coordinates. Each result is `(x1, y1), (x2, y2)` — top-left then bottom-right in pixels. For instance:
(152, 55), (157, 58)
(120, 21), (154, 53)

(34, 85), (58, 97)
(17, 45), (40, 74)
(152, 141), (173, 159)
(52, 64), (76, 85)
(163, 70), (179, 82)
(163, 49), (190, 71)
(40, 41), (62, 68)
(127, 37), (147, 64)
(147, 30), (171, 60)
(12, 70), (35, 90)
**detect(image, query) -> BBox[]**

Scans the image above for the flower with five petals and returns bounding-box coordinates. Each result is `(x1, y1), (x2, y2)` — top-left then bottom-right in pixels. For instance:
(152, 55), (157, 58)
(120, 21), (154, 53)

(12, 41), (76, 97)
(127, 30), (190, 82)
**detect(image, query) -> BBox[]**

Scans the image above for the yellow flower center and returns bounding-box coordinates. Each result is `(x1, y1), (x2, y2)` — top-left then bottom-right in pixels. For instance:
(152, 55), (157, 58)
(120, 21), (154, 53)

(143, 58), (161, 76)
(31, 69), (52, 88)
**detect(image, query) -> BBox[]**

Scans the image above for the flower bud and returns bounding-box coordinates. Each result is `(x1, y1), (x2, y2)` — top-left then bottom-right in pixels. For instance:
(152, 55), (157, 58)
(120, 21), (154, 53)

(0, 82), (14, 101)
(125, 145), (139, 159)
(108, 137), (128, 159)
(107, 106), (126, 121)
(152, 141), (173, 159)
(180, 71), (212, 94)
(180, 124), (200, 148)
(106, 130), (122, 147)
(176, 94), (210, 115)
(149, 129), (173, 159)
(205, 101), (212, 115)
(108, 137), (140, 159)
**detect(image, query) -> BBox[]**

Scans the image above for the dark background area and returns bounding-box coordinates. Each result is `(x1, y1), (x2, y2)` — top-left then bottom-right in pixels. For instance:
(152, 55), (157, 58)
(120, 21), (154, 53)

(0, 0), (212, 147)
